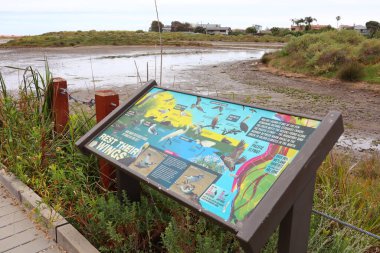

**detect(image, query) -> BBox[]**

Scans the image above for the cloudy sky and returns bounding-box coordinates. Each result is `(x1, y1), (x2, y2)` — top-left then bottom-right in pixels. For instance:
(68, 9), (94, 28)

(1, 0), (379, 35)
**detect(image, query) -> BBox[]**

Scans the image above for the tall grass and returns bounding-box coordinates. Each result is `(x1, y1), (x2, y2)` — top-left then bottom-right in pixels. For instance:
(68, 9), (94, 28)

(0, 67), (379, 252)
(0, 30), (289, 48)
(267, 30), (380, 84)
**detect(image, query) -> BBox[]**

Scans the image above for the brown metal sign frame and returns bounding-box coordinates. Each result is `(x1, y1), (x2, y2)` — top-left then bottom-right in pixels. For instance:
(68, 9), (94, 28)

(76, 80), (344, 252)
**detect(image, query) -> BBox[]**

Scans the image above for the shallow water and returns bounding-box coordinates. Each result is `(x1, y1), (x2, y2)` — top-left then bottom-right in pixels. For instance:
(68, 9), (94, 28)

(0, 47), (266, 90)
(337, 135), (380, 152)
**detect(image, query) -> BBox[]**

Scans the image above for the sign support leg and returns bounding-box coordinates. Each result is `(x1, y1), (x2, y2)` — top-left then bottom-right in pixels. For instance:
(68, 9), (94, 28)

(278, 174), (316, 253)
(117, 169), (141, 202)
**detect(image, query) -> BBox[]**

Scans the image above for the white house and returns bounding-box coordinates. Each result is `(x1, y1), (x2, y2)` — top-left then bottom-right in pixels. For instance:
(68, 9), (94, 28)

(354, 25), (369, 36)
(340, 24), (369, 36)
(253, 24), (263, 33)
(162, 25), (172, 33)
(200, 24), (231, 35)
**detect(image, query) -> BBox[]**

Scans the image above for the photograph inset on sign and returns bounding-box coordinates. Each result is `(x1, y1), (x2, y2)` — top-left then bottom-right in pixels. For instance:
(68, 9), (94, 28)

(129, 147), (166, 177)
(170, 165), (218, 203)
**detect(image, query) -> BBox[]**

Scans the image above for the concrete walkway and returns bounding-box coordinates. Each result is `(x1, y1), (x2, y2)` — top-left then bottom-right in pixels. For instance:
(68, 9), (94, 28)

(0, 183), (64, 253)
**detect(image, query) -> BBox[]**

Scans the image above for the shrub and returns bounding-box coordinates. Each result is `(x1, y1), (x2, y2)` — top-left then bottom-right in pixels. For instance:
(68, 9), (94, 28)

(311, 46), (353, 74)
(337, 61), (365, 81)
(328, 29), (365, 45)
(358, 40), (380, 64)
(261, 52), (273, 64)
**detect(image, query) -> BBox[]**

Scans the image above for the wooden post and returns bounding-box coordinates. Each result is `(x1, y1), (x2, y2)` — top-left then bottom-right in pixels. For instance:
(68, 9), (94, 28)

(52, 78), (69, 133)
(117, 169), (141, 202)
(278, 175), (316, 253)
(95, 90), (119, 190)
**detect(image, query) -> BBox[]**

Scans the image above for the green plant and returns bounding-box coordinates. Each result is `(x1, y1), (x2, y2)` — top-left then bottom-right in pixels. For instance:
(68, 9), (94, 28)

(358, 40), (380, 64)
(0, 30), (292, 48)
(269, 30), (380, 83)
(0, 72), (7, 98)
(337, 61), (365, 81)
(0, 65), (379, 252)
(261, 53), (273, 64)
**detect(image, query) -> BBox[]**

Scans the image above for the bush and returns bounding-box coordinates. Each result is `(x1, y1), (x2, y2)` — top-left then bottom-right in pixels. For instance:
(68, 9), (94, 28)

(358, 40), (380, 64)
(261, 53), (273, 64)
(337, 61), (365, 81)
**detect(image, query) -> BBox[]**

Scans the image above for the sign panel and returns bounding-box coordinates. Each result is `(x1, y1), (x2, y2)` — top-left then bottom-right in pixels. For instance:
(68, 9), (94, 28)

(84, 87), (321, 228)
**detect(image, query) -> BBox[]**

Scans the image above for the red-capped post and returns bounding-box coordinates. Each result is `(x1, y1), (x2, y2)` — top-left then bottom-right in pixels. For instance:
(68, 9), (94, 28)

(52, 78), (69, 133)
(95, 90), (120, 189)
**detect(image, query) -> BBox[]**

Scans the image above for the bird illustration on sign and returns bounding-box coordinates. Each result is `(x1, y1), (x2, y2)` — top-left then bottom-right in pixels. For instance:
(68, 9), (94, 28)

(215, 140), (247, 171)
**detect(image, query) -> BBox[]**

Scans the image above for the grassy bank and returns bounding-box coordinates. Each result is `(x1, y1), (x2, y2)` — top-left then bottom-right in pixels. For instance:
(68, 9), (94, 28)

(263, 30), (380, 84)
(0, 30), (288, 48)
(0, 67), (379, 252)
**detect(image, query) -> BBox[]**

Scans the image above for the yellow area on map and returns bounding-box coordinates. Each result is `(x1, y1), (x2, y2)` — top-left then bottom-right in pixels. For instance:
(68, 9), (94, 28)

(286, 148), (298, 158)
(201, 129), (241, 147)
(144, 92), (192, 128)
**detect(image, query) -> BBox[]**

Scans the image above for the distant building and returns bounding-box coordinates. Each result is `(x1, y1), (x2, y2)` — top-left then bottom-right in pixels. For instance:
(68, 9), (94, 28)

(162, 25), (172, 33)
(253, 24), (262, 33)
(200, 24), (231, 35)
(290, 25), (305, 31)
(310, 25), (329, 30)
(260, 29), (272, 35)
(354, 25), (369, 36)
(339, 24), (369, 36)
(339, 25), (354, 30)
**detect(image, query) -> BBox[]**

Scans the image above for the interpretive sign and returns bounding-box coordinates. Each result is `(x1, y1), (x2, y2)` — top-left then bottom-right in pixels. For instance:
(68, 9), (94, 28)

(77, 80), (343, 253)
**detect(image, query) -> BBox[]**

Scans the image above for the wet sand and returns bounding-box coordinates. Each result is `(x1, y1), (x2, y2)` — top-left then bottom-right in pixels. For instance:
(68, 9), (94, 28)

(187, 61), (380, 152)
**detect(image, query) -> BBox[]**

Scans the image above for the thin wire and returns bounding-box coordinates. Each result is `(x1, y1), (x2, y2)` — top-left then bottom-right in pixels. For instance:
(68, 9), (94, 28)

(312, 209), (380, 241)
(134, 60), (143, 85)
(69, 94), (95, 107)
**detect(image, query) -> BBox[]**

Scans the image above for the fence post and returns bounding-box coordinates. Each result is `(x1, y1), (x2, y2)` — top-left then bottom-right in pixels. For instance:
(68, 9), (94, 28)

(52, 78), (69, 133)
(95, 90), (119, 190)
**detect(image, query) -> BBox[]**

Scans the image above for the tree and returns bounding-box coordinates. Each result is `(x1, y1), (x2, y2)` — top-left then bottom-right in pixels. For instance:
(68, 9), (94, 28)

(270, 27), (280, 35)
(304, 16), (317, 30)
(270, 27), (291, 36)
(336, 16), (341, 29)
(194, 26), (206, 34)
(171, 21), (193, 32)
(366, 21), (380, 38)
(150, 21), (163, 32)
(294, 18), (305, 26)
(245, 27), (257, 34)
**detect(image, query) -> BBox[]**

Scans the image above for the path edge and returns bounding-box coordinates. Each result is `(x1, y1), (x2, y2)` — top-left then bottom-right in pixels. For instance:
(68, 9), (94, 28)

(0, 168), (99, 253)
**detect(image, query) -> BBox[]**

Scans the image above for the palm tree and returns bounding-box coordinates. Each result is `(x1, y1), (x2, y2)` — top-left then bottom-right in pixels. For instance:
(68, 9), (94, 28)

(304, 16), (317, 30)
(336, 16), (341, 29)
(295, 18), (305, 26)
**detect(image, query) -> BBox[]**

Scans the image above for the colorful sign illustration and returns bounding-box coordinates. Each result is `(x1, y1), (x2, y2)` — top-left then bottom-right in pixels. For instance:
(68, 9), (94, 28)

(86, 87), (320, 227)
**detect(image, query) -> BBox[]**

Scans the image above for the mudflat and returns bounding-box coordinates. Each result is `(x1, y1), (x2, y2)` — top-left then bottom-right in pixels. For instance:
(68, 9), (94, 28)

(223, 61), (379, 151)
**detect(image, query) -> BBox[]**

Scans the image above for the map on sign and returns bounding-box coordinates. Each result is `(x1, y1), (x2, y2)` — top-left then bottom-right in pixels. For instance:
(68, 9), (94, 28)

(86, 87), (320, 226)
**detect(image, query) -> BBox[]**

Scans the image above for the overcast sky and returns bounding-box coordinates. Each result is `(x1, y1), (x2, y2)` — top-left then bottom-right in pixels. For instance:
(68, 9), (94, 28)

(1, 0), (379, 35)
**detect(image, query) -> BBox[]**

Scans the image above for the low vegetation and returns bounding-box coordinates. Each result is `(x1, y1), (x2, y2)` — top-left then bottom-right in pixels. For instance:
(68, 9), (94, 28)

(264, 30), (380, 84)
(0, 67), (379, 252)
(0, 30), (288, 48)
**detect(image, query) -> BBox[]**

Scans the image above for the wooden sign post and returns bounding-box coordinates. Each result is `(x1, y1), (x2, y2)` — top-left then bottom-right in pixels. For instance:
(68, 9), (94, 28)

(77, 80), (343, 252)
(95, 90), (119, 190)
